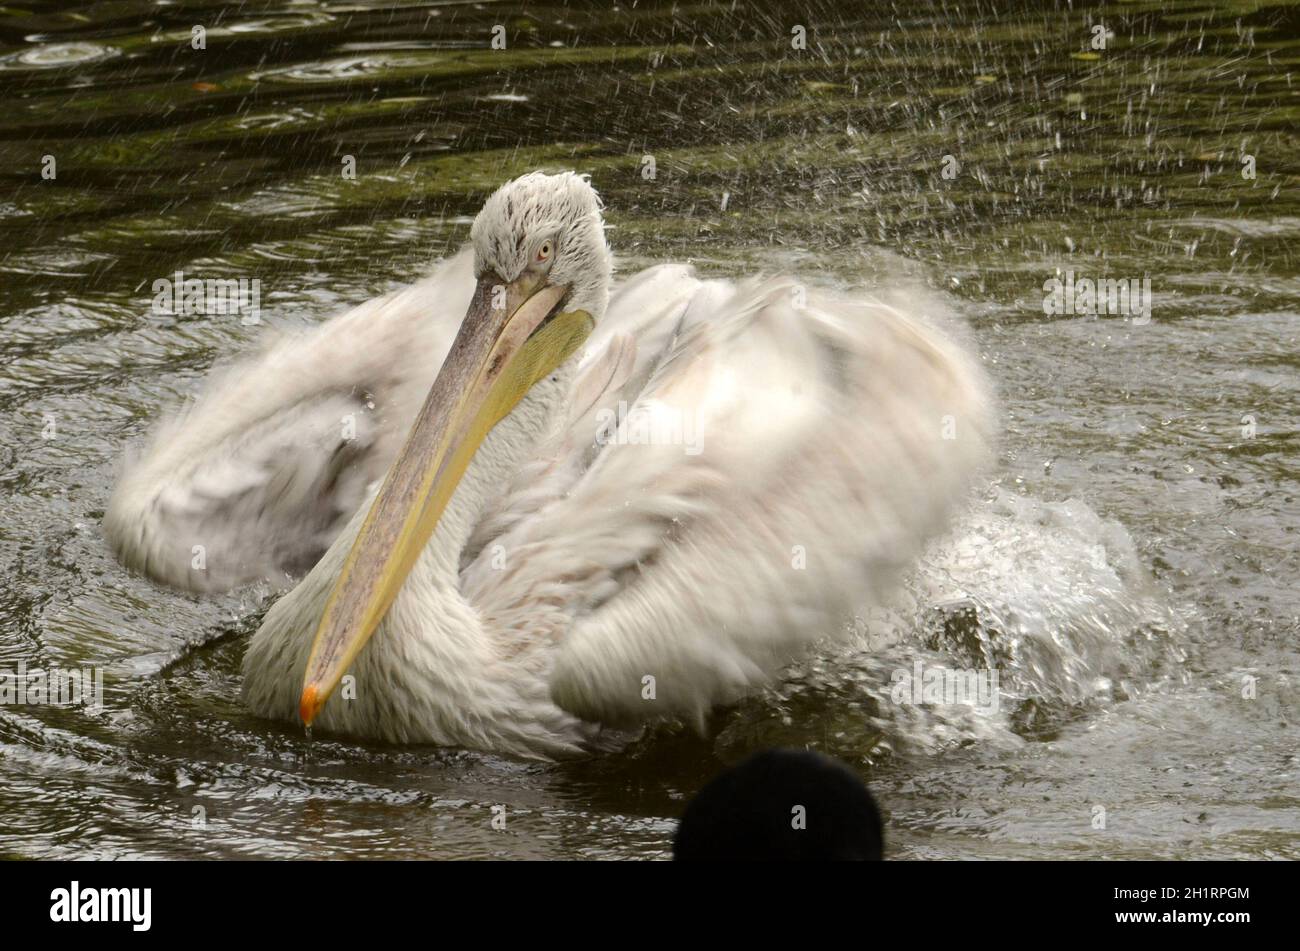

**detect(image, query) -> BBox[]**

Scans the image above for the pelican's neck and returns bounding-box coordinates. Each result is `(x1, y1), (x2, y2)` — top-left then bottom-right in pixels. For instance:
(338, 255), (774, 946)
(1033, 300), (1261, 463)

(242, 359), (585, 750)
(415, 364), (574, 587)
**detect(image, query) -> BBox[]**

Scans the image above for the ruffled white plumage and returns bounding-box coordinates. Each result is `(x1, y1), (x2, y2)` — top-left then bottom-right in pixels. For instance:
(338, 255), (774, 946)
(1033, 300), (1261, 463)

(108, 175), (993, 758)
(463, 265), (993, 730)
(105, 252), (476, 592)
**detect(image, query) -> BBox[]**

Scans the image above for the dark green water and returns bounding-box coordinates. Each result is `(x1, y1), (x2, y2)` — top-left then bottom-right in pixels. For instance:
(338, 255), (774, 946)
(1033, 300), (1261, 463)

(0, 0), (1297, 858)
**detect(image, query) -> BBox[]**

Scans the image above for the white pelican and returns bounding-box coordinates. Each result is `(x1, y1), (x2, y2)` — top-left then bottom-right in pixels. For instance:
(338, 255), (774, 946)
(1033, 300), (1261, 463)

(107, 172), (993, 758)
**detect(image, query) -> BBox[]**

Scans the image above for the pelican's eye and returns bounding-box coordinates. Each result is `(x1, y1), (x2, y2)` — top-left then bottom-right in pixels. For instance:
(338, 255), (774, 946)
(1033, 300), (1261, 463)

(535, 240), (553, 263)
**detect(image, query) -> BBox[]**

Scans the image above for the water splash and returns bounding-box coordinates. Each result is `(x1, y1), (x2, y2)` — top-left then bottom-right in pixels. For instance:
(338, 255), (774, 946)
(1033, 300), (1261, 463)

(714, 488), (1187, 763)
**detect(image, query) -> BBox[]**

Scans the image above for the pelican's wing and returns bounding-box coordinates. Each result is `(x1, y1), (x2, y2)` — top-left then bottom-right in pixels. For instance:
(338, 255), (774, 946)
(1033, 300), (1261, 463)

(106, 249), (475, 593)
(462, 265), (994, 726)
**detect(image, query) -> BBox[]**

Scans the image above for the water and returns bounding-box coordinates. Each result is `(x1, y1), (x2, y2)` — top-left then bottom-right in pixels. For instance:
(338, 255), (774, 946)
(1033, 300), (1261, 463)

(1, 0), (1297, 859)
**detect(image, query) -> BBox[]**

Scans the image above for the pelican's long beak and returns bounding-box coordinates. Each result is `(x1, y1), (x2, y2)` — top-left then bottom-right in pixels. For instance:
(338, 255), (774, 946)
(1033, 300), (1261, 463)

(298, 272), (594, 726)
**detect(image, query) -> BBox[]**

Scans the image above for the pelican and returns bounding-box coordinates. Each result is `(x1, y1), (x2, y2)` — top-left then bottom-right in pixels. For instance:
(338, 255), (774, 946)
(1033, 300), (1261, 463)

(106, 172), (993, 758)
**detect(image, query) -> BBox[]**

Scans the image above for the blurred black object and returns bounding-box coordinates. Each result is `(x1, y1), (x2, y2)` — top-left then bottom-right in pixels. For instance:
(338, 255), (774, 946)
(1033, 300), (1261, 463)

(673, 749), (883, 861)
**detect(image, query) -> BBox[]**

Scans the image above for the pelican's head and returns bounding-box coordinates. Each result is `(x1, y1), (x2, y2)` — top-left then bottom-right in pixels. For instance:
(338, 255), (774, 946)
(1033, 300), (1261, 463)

(470, 170), (612, 322)
(296, 172), (610, 728)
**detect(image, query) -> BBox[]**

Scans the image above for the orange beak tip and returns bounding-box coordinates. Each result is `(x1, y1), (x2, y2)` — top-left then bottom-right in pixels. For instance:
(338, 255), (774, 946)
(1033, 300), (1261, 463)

(299, 684), (321, 726)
